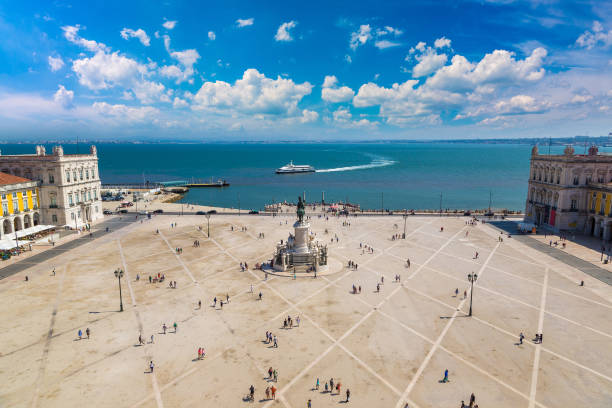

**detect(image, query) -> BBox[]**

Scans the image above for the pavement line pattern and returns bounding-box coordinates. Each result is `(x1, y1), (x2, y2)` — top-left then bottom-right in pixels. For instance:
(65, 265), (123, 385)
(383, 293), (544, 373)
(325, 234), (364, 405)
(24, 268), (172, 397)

(529, 267), (549, 408)
(30, 265), (66, 408)
(157, 230), (197, 283)
(117, 239), (138, 307)
(395, 241), (501, 408)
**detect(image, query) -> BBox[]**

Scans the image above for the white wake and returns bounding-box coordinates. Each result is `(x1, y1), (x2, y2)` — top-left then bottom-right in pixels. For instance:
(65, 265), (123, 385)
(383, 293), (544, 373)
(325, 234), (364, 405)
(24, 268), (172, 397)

(316, 158), (396, 173)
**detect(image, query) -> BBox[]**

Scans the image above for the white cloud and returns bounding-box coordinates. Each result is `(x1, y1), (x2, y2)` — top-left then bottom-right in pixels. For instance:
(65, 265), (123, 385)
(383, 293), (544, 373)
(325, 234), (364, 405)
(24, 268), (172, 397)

(61, 25), (108, 53)
(93, 102), (159, 121)
(162, 20), (177, 30)
(409, 41), (426, 54)
(333, 106), (352, 122)
(300, 109), (319, 123)
(427, 47), (547, 91)
(48, 55), (64, 72)
(192, 68), (312, 116)
(53, 85), (74, 109)
(376, 26), (403, 37)
(434, 36), (451, 49)
(162, 49), (200, 84)
(344, 54), (352, 64)
(571, 94), (593, 103)
(173, 97), (188, 108)
(236, 18), (254, 28)
(412, 47), (448, 77)
(120, 28), (150, 46)
(350, 25), (372, 50)
(208, 31), (216, 41)
(495, 94), (549, 114)
(576, 21), (612, 49)
(275, 21), (297, 42)
(375, 40), (401, 49)
(321, 75), (355, 103)
(72, 51), (166, 104)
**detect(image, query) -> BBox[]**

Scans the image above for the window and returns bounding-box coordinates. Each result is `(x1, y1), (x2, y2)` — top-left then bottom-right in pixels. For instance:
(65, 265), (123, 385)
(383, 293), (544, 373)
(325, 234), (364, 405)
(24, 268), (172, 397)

(69, 194), (73, 206)
(52, 214), (57, 223)
(591, 193), (597, 211)
(66, 171), (70, 182)
(73, 171), (77, 181)
(573, 176), (579, 185)
(586, 176), (592, 184)
(12, 199), (18, 212)
(50, 194), (57, 207)
(92, 168), (96, 179)
(1, 194), (5, 200)
(87, 191), (91, 201)
(556, 173), (560, 184)
(79, 169), (83, 180)
(571, 199), (577, 210)
(93, 189), (97, 200)
(71, 212), (75, 220)
(86, 169), (89, 179)
(23, 196), (28, 211)
(601, 194), (607, 214)
(2, 202), (8, 215)
(48, 173), (54, 184)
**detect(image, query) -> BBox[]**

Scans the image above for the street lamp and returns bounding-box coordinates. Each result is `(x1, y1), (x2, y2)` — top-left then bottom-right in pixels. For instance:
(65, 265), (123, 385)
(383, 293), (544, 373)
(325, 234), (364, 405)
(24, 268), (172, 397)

(467, 272), (478, 316)
(205, 213), (211, 238)
(114, 268), (124, 312)
(402, 213), (408, 239)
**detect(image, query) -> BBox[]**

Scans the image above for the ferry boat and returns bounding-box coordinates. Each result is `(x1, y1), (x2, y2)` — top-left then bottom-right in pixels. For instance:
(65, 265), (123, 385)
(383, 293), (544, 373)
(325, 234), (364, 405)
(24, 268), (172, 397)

(275, 161), (315, 174)
(186, 178), (230, 187)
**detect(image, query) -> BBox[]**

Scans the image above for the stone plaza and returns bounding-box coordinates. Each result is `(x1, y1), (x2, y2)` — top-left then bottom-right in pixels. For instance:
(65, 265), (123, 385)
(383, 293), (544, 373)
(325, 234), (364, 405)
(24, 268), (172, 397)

(0, 213), (611, 407)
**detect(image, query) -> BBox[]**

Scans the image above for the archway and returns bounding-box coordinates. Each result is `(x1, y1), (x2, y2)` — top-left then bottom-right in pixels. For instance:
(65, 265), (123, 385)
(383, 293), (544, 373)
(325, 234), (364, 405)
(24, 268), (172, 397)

(13, 216), (22, 232)
(3, 219), (12, 235)
(588, 217), (595, 236)
(33, 212), (40, 226)
(23, 214), (31, 229)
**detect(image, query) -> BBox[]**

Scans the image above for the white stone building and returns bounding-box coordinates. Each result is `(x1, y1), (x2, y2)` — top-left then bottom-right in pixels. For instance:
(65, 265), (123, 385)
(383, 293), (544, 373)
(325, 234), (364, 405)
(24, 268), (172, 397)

(524, 145), (612, 238)
(0, 145), (102, 226)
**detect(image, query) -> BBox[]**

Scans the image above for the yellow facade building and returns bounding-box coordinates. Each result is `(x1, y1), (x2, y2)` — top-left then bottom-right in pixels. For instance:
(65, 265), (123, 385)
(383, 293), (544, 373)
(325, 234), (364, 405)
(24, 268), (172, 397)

(0, 172), (40, 239)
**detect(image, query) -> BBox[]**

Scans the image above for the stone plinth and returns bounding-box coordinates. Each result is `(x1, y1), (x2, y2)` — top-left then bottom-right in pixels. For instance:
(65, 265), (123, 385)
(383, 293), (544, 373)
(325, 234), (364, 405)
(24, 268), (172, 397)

(293, 221), (310, 254)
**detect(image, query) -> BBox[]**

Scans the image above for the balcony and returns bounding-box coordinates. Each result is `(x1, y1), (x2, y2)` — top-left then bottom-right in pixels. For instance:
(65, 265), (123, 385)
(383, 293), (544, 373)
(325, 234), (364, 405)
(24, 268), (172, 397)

(49, 204), (58, 209)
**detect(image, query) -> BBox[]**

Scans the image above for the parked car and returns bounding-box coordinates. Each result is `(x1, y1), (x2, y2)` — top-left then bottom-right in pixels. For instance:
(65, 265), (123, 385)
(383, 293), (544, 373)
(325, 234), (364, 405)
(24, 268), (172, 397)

(464, 210), (471, 216)
(103, 209), (113, 215)
(207, 210), (217, 214)
(196, 211), (206, 215)
(249, 210), (259, 214)
(153, 209), (164, 214)
(118, 209), (128, 214)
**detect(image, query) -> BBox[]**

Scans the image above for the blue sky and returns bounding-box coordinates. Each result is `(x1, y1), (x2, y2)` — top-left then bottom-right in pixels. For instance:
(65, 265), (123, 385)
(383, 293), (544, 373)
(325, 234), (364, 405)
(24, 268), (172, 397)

(0, 0), (610, 140)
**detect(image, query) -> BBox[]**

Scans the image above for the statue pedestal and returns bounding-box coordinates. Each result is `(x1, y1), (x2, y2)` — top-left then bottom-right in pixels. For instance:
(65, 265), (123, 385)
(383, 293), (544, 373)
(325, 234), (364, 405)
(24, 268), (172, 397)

(293, 221), (310, 254)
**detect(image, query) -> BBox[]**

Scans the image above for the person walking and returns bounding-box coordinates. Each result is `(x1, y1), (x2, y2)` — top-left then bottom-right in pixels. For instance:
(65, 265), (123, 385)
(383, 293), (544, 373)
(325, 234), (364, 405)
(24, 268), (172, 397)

(469, 393), (476, 407)
(274, 336), (278, 348)
(78, 329), (82, 340)
(519, 332), (524, 345)
(442, 369), (449, 383)
(86, 328), (90, 339)
(265, 387), (270, 400)
(259, 292), (263, 300)
(330, 378), (334, 394)
(346, 388), (350, 402)
(149, 361), (154, 373)
(307, 399), (312, 408)
(316, 377), (320, 390)
(150, 334), (154, 344)
(270, 385), (277, 400)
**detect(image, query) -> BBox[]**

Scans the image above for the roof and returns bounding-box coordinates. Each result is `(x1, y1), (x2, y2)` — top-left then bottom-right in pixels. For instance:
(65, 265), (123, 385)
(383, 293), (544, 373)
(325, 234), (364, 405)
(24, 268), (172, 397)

(0, 172), (32, 186)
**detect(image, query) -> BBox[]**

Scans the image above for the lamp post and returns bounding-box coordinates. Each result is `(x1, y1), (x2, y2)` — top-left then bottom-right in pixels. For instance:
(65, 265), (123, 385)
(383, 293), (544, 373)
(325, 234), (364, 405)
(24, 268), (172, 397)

(205, 213), (211, 238)
(114, 268), (124, 312)
(238, 193), (240, 216)
(403, 213), (408, 239)
(467, 272), (478, 316)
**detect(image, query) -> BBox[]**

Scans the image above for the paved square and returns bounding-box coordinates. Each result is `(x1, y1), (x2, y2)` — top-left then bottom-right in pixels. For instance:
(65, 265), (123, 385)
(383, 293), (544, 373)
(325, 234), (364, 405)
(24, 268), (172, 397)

(1, 214), (611, 407)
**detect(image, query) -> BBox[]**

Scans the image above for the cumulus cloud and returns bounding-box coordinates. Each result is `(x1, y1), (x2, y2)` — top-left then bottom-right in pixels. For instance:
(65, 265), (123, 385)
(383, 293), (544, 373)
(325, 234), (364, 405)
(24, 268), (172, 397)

(375, 40), (401, 49)
(72, 51), (166, 104)
(192, 68), (312, 116)
(161, 48), (200, 84)
(275, 21), (297, 42)
(62, 25), (108, 52)
(345, 54), (352, 64)
(120, 28), (150, 46)
(376, 26), (403, 37)
(208, 31), (216, 41)
(300, 109), (319, 123)
(321, 75), (355, 103)
(426, 47), (547, 92)
(173, 97), (188, 108)
(53, 85), (74, 109)
(350, 25), (372, 50)
(411, 46), (448, 77)
(434, 36), (451, 48)
(236, 18), (254, 28)
(162, 20), (177, 30)
(93, 102), (159, 121)
(48, 55), (64, 72)
(571, 94), (593, 103)
(495, 94), (549, 114)
(576, 21), (612, 49)
(333, 106), (352, 122)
